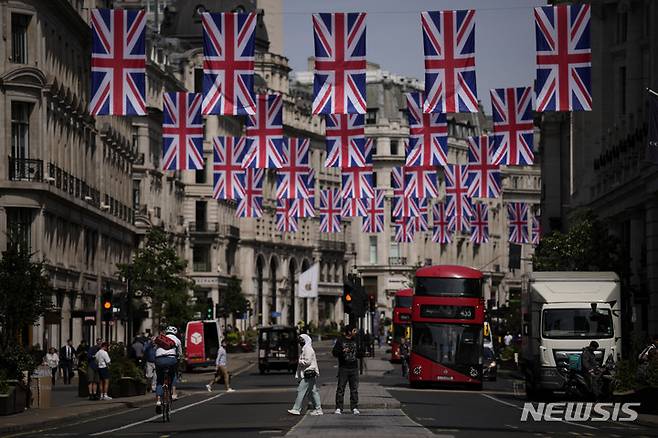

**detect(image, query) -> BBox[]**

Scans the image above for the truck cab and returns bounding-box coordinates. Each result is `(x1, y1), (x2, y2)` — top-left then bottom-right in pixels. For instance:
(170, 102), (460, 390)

(521, 272), (621, 397)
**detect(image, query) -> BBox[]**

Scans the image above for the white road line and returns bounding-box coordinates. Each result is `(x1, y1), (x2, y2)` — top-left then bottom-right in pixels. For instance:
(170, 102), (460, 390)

(480, 393), (597, 431)
(90, 392), (227, 436)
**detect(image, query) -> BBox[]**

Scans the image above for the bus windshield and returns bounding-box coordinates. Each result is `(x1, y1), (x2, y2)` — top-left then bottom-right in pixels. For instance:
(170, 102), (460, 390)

(415, 277), (482, 297)
(412, 323), (482, 365)
(542, 308), (614, 339)
(395, 296), (413, 308)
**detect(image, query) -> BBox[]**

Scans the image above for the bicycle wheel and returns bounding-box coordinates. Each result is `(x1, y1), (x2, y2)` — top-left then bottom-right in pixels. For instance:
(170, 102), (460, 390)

(162, 384), (169, 423)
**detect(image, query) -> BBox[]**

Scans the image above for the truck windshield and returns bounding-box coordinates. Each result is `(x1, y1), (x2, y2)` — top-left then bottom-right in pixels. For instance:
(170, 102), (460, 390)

(542, 308), (613, 339)
(395, 296), (413, 308)
(412, 323), (482, 365)
(415, 277), (482, 297)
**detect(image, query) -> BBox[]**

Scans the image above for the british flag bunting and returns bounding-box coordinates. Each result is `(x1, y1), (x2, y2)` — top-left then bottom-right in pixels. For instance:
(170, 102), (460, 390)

(236, 168), (264, 218)
(362, 190), (385, 233)
(490, 87), (535, 166)
(212, 136), (248, 200)
(312, 12), (367, 114)
(242, 94), (286, 168)
(405, 92), (448, 167)
(320, 189), (342, 233)
(466, 135), (501, 198)
(324, 114), (367, 167)
(534, 4), (591, 111)
(432, 203), (452, 244)
(90, 9), (146, 116)
(421, 10), (478, 113)
(202, 12), (257, 115)
(508, 202), (529, 244)
(162, 92), (204, 170)
(276, 138), (311, 199)
(470, 202), (489, 244)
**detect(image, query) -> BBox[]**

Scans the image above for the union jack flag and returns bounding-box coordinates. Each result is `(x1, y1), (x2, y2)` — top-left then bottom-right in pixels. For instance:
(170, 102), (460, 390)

(490, 87), (535, 165)
(162, 92), (204, 170)
(242, 94), (285, 168)
(404, 165), (438, 199)
(391, 167), (420, 218)
(421, 10), (478, 113)
(212, 136), (248, 200)
(470, 203), (489, 244)
(312, 12), (367, 114)
(532, 214), (541, 245)
(507, 202), (529, 244)
(291, 169), (316, 218)
(324, 114), (367, 167)
(411, 199), (430, 232)
(320, 189), (342, 233)
(432, 203), (452, 244)
(341, 139), (374, 199)
(467, 135), (501, 198)
(276, 199), (298, 233)
(90, 9), (146, 116)
(277, 138), (311, 199)
(202, 12), (257, 115)
(405, 92), (448, 167)
(445, 164), (474, 219)
(362, 189), (385, 233)
(534, 4), (591, 111)
(341, 198), (367, 218)
(449, 211), (471, 234)
(394, 217), (415, 243)
(236, 168), (264, 218)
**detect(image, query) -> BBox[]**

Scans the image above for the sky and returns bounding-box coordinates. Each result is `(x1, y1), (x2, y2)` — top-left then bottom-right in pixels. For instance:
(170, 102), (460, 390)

(282, 0), (547, 114)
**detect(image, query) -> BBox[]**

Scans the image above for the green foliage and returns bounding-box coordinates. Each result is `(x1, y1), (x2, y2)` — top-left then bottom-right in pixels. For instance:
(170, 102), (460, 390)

(118, 228), (194, 329)
(614, 359), (638, 392)
(533, 210), (622, 272)
(500, 346), (519, 362)
(645, 357), (658, 388)
(226, 331), (239, 346)
(224, 276), (248, 316)
(108, 343), (145, 384)
(0, 370), (9, 394)
(0, 345), (36, 381)
(0, 240), (53, 349)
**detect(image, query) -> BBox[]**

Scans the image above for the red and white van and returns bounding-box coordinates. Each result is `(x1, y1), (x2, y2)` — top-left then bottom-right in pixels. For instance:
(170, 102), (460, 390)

(185, 320), (221, 371)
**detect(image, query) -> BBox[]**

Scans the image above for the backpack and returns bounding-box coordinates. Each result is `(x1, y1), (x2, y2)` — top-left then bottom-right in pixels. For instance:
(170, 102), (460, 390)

(87, 346), (99, 370)
(568, 353), (582, 371)
(154, 333), (176, 350)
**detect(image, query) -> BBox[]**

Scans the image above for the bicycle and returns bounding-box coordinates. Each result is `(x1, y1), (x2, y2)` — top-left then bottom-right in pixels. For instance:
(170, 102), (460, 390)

(161, 366), (174, 423)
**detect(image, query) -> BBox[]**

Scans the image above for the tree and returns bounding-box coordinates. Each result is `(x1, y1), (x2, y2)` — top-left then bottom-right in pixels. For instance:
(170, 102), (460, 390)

(224, 276), (248, 319)
(533, 210), (622, 272)
(0, 240), (53, 350)
(118, 228), (194, 330)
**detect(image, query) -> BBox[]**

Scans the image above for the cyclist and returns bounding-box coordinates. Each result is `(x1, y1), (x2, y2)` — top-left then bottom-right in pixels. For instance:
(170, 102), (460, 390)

(154, 326), (182, 411)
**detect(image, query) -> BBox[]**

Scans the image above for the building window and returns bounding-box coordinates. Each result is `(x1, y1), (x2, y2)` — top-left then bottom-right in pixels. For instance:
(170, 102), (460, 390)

(366, 108), (378, 125)
(195, 158), (207, 183)
(11, 14), (30, 64)
(194, 68), (204, 94)
(192, 245), (211, 272)
(7, 207), (32, 250)
(371, 140), (377, 155)
(390, 140), (399, 156)
(619, 66), (626, 116)
(616, 11), (627, 44)
(372, 171), (377, 188)
(369, 236), (378, 265)
(195, 200), (207, 230)
(11, 102), (30, 159)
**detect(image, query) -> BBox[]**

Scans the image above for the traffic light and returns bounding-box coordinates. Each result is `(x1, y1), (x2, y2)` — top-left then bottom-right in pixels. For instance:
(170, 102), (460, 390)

(368, 294), (376, 312)
(206, 298), (214, 320)
(342, 283), (354, 315)
(101, 289), (113, 322)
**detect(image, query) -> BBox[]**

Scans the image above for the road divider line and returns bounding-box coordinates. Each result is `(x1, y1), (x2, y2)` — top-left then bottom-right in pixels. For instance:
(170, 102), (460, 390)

(91, 392), (228, 436)
(480, 393), (597, 431)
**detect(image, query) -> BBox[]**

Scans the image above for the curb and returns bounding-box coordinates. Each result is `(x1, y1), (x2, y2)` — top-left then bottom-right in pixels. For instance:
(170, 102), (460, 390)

(0, 359), (256, 436)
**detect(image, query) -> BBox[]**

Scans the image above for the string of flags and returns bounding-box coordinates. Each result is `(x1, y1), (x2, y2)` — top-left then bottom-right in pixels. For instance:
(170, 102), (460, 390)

(88, 4), (591, 245)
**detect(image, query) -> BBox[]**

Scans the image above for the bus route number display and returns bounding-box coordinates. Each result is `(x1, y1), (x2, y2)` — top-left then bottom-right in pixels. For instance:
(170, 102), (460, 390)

(420, 305), (475, 320)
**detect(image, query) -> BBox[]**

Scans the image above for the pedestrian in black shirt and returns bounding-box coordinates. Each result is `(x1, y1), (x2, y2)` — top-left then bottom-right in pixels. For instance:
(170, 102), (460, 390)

(332, 325), (360, 415)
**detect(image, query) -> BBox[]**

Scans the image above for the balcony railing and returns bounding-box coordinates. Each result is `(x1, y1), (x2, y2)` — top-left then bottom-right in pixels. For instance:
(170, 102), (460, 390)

(189, 222), (219, 233)
(8, 157), (43, 181)
(220, 224), (240, 239)
(318, 239), (346, 252)
(388, 256), (407, 266)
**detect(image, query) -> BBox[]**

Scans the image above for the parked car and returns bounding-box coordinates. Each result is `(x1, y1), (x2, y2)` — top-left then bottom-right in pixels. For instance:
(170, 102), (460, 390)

(483, 346), (498, 381)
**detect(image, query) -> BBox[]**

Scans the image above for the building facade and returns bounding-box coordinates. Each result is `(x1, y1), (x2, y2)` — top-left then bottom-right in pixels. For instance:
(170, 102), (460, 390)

(539, 0), (658, 339)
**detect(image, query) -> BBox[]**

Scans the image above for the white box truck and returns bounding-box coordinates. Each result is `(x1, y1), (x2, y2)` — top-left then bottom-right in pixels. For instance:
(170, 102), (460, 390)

(521, 272), (622, 397)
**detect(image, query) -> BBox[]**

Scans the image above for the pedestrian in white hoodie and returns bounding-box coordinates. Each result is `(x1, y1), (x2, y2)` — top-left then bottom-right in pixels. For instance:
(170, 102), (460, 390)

(288, 334), (323, 416)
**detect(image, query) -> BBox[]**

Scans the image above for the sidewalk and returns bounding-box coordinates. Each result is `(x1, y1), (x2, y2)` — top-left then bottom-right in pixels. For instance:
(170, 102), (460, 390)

(288, 351), (433, 436)
(0, 351), (256, 435)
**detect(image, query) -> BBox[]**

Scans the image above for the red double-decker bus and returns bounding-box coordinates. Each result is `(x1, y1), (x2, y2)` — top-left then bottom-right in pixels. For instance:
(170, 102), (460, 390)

(409, 265), (485, 388)
(391, 288), (413, 362)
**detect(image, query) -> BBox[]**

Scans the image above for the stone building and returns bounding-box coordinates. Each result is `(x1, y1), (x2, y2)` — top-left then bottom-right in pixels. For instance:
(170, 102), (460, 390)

(293, 63), (541, 318)
(539, 0), (658, 339)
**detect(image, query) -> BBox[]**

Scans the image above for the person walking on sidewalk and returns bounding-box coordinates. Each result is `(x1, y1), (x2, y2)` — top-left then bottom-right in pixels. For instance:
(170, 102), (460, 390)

(332, 325), (360, 415)
(60, 339), (76, 384)
(206, 340), (235, 393)
(45, 348), (60, 386)
(86, 338), (102, 400)
(95, 342), (112, 400)
(400, 337), (410, 377)
(288, 334), (322, 416)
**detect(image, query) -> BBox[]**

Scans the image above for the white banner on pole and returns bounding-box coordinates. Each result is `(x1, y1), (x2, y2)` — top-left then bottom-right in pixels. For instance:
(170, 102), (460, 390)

(297, 263), (319, 298)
